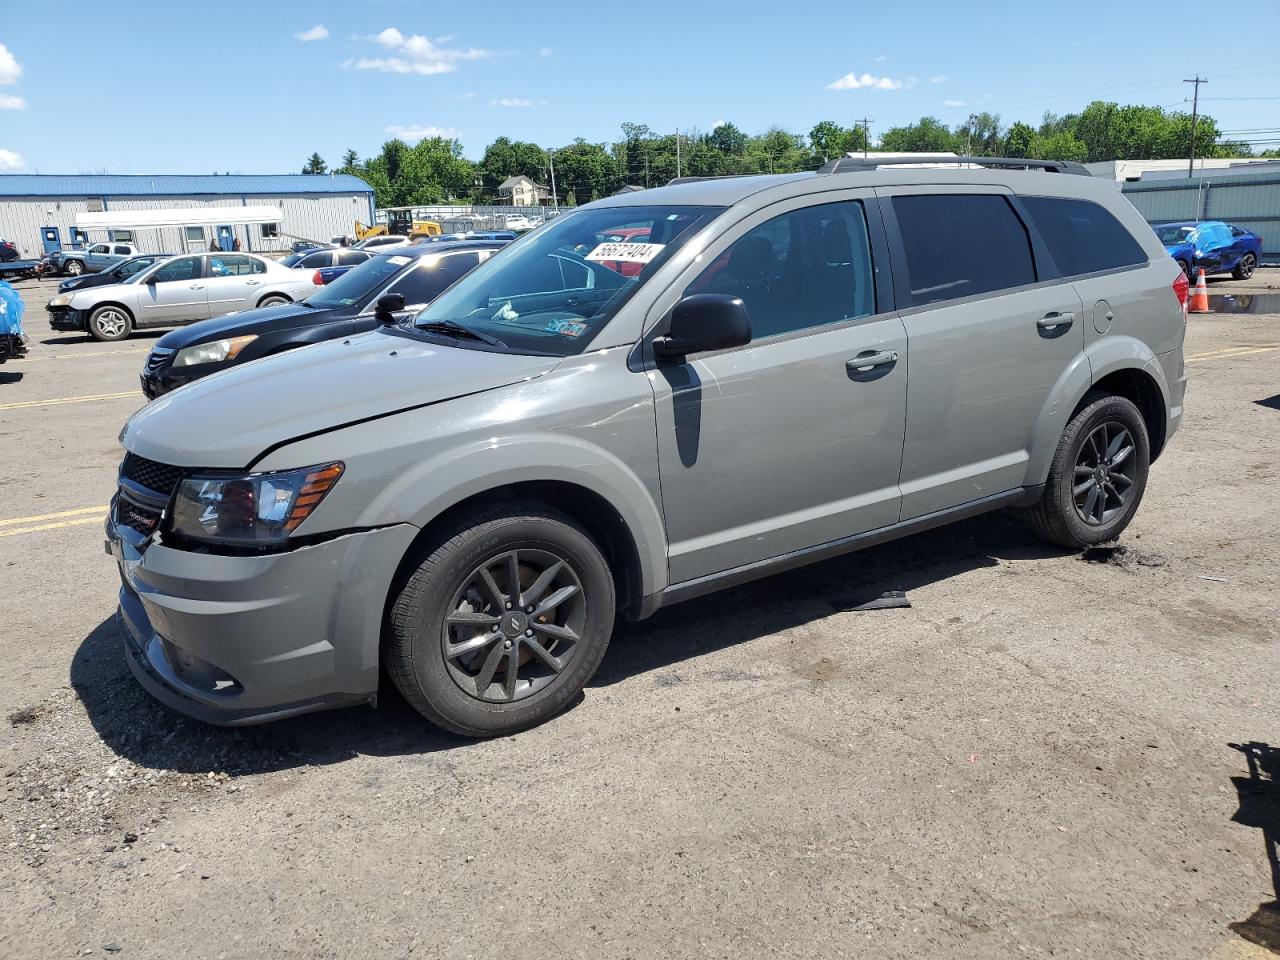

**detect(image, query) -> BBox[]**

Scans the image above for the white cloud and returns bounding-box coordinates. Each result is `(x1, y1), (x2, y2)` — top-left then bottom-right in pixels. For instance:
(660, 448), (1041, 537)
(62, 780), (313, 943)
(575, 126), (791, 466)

(0, 148), (24, 170)
(874, 54), (887, 62)
(827, 72), (902, 91)
(355, 27), (489, 76)
(0, 94), (25, 110)
(491, 97), (536, 108)
(0, 43), (20, 85)
(943, 99), (966, 108)
(538, 47), (553, 58)
(929, 75), (947, 84)
(385, 124), (459, 142)
(295, 24), (329, 42)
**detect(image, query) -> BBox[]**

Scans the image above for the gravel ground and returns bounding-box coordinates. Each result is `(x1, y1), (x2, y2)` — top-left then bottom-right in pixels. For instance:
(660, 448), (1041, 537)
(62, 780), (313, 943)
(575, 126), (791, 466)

(1, 274), (1278, 959)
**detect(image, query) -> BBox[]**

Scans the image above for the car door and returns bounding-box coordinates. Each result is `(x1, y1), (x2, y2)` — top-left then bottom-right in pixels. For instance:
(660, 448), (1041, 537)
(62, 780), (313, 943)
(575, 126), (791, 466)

(85, 244), (112, 272)
(204, 254), (266, 315)
(137, 255), (209, 325)
(352, 251), (485, 334)
(879, 188), (1084, 519)
(649, 194), (907, 584)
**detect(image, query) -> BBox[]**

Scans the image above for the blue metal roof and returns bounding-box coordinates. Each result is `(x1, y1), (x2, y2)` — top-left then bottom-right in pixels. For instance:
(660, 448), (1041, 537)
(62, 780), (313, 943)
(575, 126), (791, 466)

(0, 174), (373, 197)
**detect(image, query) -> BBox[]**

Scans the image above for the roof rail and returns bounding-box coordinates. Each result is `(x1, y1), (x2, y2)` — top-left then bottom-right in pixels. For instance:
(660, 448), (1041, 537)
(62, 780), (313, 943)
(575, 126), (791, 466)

(818, 156), (1092, 177)
(665, 174), (767, 186)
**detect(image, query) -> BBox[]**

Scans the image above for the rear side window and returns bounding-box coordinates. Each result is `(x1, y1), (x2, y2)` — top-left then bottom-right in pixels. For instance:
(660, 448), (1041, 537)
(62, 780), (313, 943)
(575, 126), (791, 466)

(337, 250), (370, 266)
(298, 250), (333, 268)
(892, 194), (1036, 307)
(1022, 196), (1147, 277)
(389, 252), (481, 307)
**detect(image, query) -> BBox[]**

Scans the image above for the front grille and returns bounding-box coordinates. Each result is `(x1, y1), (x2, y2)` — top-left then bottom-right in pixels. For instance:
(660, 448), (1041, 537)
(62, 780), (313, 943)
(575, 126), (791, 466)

(116, 496), (161, 537)
(120, 453), (183, 498)
(145, 347), (173, 374)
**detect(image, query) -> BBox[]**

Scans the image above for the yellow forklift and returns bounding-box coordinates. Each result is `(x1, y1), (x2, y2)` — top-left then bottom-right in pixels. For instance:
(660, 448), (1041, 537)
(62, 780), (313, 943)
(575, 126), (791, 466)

(354, 209), (443, 243)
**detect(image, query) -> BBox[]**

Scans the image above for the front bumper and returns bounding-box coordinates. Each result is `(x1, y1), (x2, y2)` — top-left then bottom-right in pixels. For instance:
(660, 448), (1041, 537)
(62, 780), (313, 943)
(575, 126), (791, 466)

(108, 508), (418, 726)
(47, 305), (88, 331)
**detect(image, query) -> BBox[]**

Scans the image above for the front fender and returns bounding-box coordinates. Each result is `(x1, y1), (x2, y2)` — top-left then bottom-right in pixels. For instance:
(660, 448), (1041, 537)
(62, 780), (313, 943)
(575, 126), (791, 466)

(1024, 335), (1168, 485)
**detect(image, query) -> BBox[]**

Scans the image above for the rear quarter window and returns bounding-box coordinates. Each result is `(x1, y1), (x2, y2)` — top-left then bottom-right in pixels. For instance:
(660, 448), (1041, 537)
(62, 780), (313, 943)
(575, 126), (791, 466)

(1022, 196), (1147, 277)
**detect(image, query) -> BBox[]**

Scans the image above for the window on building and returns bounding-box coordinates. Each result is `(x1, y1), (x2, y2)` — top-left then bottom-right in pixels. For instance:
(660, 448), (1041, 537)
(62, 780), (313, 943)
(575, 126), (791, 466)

(184, 226), (205, 245)
(891, 194), (1037, 307)
(685, 200), (876, 339)
(109, 230), (135, 244)
(1022, 196), (1147, 277)
(260, 223), (280, 239)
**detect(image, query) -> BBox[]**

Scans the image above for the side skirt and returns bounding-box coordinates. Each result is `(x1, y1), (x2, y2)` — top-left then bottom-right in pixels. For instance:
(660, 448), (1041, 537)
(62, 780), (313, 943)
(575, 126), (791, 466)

(645, 485), (1043, 615)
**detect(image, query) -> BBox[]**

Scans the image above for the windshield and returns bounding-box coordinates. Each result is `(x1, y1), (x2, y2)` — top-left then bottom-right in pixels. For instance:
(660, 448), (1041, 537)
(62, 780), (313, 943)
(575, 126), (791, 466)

(1155, 225), (1195, 244)
(410, 204), (720, 355)
(304, 252), (410, 308)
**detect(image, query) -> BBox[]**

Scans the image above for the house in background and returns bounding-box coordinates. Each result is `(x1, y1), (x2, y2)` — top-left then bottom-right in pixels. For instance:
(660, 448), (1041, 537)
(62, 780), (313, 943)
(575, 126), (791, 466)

(497, 175), (553, 207)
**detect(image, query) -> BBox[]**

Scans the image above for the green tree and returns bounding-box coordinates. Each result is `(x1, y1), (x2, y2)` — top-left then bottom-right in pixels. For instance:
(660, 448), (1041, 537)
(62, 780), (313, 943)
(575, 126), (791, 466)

(338, 149), (359, 172)
(477, 137), (548, 201)
(1030, 130), (1088, 163)
(301, 152), (328, 175)
(808, 121), (867, 164)
(1003, 122), (1036, 158)
(550, 140), (619, 203)
(879, 117), (960, 153)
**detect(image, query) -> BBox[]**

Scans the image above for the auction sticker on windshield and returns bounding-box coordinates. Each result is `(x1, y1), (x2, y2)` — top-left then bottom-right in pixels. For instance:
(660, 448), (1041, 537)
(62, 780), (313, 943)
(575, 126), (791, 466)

(387, 255), (411, 266)
(584, 242), (664, 264)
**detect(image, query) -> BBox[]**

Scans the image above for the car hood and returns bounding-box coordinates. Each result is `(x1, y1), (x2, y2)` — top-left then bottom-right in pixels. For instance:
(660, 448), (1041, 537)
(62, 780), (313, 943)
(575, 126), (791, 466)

(70, 282), (136, 306)
(154, 302), (339, 348)
(121, 331), (561, 468)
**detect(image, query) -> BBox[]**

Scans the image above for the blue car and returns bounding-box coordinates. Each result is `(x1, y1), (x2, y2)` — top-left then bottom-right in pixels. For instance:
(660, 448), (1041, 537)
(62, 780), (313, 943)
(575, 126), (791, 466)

(1155, 220), (1262, 281)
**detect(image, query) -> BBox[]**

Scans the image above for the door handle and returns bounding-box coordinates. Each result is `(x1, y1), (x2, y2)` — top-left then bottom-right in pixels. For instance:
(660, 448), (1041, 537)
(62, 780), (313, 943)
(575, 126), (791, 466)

(189, 284), (204, 290)
(1037, 312), (1074, 331)
(245, 280), (261, 286)
(846, 350), (899, 373)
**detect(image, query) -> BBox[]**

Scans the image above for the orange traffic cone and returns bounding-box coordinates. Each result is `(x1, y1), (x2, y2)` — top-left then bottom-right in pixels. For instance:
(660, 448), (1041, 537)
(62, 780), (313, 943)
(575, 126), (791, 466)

(1188, 268), (1210, 313)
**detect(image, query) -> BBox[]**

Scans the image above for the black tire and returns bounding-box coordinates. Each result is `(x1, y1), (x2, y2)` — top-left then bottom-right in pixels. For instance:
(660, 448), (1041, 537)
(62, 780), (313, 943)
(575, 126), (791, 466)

(1233, 253), (1257, 281)
(386, 502), (616, 737)
(1027, 391), (1150, 549)
(257, 294), (290, 308)
(64, 260), (84, 277)
(87, 305), (133, 342)
(1178, 259), (1191, 281)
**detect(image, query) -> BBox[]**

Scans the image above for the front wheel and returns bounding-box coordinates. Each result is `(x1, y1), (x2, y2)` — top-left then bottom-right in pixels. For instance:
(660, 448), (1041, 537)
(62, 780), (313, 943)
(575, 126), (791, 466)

(64, 260), (84, 277)
(1178, 259), (1191, 280)
(386, 503), (617, 737)
(87, 305), (133, 342)
(1233, 253), (1257, 280)
(257, 294), (290, 308)
(1027, 392), (1150, 549)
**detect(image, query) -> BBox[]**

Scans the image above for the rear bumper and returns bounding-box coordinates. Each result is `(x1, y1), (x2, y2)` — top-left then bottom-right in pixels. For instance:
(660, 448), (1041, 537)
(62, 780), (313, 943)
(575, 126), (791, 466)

(108, 511), (418, 726)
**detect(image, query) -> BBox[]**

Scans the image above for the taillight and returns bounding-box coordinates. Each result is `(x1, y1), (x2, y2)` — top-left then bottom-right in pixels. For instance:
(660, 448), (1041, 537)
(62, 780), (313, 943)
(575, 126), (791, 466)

(1172, 271), (1189, 318)
(312, 270), (323, 285)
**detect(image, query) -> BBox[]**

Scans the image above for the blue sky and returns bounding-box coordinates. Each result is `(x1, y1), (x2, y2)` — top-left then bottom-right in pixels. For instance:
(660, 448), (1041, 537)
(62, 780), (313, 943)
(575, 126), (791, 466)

(2, 0), (1278, 173)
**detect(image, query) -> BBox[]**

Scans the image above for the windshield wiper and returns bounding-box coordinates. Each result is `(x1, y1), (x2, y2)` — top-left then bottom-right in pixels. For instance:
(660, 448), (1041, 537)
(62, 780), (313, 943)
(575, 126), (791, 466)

(415, 320), (507, 348)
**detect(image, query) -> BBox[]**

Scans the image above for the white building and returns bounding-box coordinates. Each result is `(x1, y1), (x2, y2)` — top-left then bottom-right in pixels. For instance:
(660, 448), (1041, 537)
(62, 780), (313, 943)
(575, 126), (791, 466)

(0, 174), (375, 259)
(1085, 157), (1279, 183)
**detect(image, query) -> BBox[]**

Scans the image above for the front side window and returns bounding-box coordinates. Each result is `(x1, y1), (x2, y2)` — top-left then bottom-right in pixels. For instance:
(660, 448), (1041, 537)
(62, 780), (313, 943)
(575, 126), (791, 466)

(390, 252), (481, 307)
(1155, 224), (1195, 245)
(411, 204), (720, 355)
(685, 200), (875, 339)
(892, 194), (1036, 307)
(1023, 196), (1147, 277)
(90, 244), (110, 255)
(337, 250), (370, 266)
(150, 256), (202, 283)
(298, 250), (334, 269)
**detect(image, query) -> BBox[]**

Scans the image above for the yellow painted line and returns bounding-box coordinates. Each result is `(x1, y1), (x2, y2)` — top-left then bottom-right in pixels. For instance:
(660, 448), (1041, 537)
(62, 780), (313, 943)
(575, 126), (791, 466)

(1187, 345), (1280, 363)
(0, 505), (107, 527)
(0, 516), (104, 538)
(0, 390), (139, 411)
(18, 348), (148, 363)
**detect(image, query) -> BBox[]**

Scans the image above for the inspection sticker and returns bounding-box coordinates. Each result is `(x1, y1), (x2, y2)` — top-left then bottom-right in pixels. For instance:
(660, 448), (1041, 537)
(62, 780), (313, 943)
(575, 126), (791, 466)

(546, 319), (587, 337)
(386, 255), (411, 265)
(584, 242), (664, 264)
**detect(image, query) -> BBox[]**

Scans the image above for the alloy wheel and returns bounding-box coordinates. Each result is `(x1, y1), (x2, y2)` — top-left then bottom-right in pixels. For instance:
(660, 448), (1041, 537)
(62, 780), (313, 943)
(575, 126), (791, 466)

(441, 548), (586, 703)
(1239, 255), (1256, 279)
(94, 310), (128, 338)
(1072, 420), (1135, 526)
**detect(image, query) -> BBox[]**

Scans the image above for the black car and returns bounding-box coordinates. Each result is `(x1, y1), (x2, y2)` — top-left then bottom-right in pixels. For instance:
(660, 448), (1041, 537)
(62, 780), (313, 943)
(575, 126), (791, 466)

(57, 254), (172, 294)
(279, 247), (373, 270)
(140, 240), (507, 398)
(0, 240), (19, 263)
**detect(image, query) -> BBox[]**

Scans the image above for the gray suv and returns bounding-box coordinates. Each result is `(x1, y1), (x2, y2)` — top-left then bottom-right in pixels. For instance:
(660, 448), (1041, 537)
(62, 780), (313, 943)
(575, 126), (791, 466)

(107, 157), (1187, 737)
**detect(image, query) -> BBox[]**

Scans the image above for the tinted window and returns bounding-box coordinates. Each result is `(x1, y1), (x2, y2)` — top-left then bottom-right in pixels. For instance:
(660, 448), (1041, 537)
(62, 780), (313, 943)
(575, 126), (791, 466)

(113, 245), (131, 255)
(892, 194), (1036, 306)
(298, 250), (333, 268)
(1022, 196), (1147, 277)
(686, 200), (875, 338)
(390, 252), (481, 306)
(151, 257), (202, 283)
(208, 254), (263, 276)
(337, 249), (370, 266)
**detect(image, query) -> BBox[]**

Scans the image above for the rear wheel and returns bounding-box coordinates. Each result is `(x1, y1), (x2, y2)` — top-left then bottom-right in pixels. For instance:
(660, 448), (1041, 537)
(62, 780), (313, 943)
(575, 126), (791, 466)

(64, 260), (84, 277)
(1233, 253), (1257, 280)
(1178, 259), (1191, 280)
(386, 503), (616, 737)
(87, 305), (133, 342)
(1027, 391), (1150, 549)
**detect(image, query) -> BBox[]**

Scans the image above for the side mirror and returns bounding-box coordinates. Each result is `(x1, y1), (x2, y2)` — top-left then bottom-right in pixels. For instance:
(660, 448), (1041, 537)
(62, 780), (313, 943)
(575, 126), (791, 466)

(653, 293), (751, 360)
(375, 293), (406, 325)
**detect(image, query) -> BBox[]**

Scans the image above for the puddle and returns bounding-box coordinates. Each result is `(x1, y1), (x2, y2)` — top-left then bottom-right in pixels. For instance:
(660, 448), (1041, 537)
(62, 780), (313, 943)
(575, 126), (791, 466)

(1206, 293), (1280, 315)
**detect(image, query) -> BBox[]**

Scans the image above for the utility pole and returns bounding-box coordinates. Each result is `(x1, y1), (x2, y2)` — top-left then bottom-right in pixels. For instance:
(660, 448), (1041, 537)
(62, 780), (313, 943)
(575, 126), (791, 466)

(967, 114), (975, 156)
(857, 117), (872, 157)
(675, 129), (681, 179)
(548, 147), (559, 212)
(1184, 76), (1207, 177)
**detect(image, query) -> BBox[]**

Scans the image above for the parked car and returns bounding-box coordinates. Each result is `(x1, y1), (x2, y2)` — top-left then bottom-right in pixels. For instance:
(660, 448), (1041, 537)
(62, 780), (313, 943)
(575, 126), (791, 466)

(50, 242), (143, 277)
(504, 215), (538, 231)
(48, 252), (318, 341)
(57, 254), (172, 294)
(351, 235), (411, 251)
(0, 239), (19, 262)
(109, 157), (1185, 736)
(281, 247), (372, 271)
(139, 241), (506, 398)
(1155, 220), (1262, 280)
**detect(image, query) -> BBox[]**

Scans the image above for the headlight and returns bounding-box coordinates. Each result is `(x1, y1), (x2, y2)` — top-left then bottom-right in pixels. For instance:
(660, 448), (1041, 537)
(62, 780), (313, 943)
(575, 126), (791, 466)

(173, 335), (258, 367)
(169, 462), (344, 546)
(49, 294), (72, 307)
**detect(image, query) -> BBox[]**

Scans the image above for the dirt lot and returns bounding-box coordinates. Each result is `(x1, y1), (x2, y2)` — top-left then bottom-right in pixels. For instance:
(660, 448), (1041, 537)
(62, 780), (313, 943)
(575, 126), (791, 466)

(1, 272), (1278, 959)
